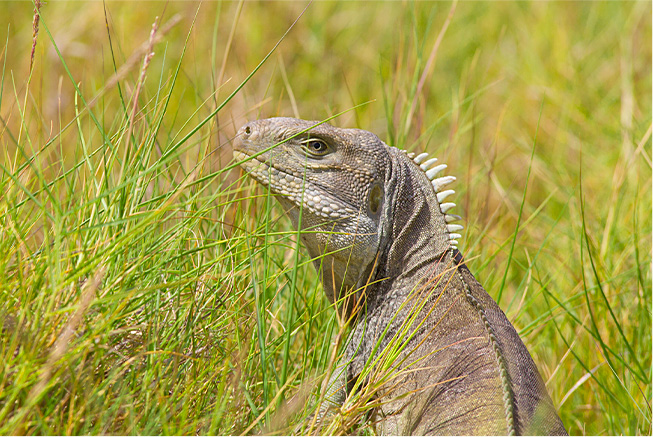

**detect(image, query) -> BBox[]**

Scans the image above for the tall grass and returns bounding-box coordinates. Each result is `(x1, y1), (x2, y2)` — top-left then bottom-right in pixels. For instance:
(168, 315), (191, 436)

(0, 1), (650, 435)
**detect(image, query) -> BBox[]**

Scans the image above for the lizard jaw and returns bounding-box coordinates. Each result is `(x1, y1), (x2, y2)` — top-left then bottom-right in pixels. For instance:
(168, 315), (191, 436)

(233, 150), (358, 221)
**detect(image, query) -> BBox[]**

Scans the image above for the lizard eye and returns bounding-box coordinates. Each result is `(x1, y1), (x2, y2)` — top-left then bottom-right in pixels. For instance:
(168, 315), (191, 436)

(301, 139), (330, 157)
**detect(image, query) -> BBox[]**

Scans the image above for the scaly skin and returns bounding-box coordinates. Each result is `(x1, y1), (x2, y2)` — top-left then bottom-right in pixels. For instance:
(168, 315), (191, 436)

(233, 117), (567, 435)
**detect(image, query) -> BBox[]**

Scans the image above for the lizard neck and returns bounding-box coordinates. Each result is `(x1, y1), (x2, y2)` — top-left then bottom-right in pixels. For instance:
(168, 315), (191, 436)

(353, 149), (461, 315)
(382, 151), (455, 280)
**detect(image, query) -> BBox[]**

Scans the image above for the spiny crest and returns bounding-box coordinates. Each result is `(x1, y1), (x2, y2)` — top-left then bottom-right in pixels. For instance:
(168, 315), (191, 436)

(400, 149), (463, 250)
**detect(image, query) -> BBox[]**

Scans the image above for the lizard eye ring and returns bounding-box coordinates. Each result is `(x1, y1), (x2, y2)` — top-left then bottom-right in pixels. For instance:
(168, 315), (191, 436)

(301, 139), (330, 157)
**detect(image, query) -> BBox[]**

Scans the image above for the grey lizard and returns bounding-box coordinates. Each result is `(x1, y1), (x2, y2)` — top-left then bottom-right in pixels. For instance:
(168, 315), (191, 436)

(233, 117), (567, 436)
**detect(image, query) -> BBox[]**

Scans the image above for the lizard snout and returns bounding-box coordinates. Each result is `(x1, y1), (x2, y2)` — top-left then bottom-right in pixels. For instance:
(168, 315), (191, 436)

(234, 121), (255, 148)
(232, 121), (263, 159)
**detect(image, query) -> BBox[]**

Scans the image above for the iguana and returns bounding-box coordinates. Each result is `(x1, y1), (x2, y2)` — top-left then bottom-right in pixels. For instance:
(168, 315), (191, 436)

(233, 117), (567, 435)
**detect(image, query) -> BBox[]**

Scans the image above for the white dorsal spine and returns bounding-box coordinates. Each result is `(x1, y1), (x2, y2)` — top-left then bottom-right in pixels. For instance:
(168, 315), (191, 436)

(408, 149), (464, 251)
(436, 190), (455, 202)
(413, 152), (429, 164)
(420, 157), (439, 171)
(432, 175), (456, 192)
(440, 202), (456, 213)
(425, 164), (447, 180)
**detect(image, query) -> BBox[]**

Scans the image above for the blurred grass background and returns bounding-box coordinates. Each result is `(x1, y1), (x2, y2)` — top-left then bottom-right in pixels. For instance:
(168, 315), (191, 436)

(0, 0), (650, 435)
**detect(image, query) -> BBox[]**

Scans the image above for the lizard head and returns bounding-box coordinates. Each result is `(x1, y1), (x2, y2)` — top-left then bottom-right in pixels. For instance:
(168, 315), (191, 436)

(233, 117), (462, 313)
(233, 118), (391, 309)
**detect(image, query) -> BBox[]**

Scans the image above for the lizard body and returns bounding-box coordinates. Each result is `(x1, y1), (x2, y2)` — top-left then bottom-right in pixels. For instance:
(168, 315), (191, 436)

(233, 117), (567, 435)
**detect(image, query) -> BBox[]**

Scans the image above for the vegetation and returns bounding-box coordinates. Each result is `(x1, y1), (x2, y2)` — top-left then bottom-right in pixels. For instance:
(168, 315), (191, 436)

(0, 1), (650, 434)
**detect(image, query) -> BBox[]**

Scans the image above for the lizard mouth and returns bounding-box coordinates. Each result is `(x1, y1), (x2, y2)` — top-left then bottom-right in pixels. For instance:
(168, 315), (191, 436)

(233, 150), (356, 219)
(233, 150), (275, 186)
